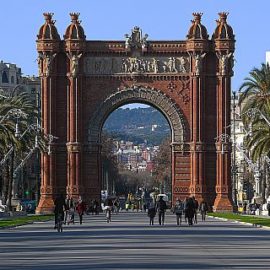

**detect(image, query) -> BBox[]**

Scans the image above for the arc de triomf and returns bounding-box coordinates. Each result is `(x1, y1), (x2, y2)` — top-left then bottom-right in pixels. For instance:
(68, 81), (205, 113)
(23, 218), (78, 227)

(36, 12), (235, 213)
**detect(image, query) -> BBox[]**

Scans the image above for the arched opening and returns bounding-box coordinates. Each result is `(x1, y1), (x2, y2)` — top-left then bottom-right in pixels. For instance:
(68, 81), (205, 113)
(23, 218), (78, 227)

(87, 86), (189, 210)
(101, 102), (172, 210)
(2, 71), (9, 83)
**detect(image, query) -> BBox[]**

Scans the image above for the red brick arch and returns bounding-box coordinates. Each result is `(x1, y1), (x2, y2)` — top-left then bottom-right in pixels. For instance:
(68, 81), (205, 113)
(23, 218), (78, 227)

(36, 12), (235, 213)
(87, 86), (189, 145)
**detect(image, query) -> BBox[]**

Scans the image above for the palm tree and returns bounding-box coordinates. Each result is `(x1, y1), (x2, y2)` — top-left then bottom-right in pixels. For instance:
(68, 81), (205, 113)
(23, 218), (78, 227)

(239, 63), (270, 162)
(239, 63), (270, 112)
(0, 90), (47, 210)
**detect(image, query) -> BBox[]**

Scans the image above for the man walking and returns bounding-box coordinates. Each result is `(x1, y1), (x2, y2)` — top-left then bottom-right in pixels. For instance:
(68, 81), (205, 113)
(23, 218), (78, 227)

(156, 196), (167, 225)
(193, 196), (199, 224)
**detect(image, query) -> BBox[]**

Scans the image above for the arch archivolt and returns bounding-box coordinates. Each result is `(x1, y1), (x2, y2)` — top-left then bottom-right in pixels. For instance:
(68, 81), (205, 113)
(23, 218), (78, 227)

(87, 85), (189, 147)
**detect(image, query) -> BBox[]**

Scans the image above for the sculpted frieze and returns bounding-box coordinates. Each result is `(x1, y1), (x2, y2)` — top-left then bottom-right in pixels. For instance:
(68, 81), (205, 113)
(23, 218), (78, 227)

(84, 56), (189, 75)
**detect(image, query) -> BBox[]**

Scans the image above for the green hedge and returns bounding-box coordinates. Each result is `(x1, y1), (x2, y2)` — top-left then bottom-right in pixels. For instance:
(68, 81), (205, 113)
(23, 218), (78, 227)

(208, 212), (270, 227)
(0, 215), (53, 228)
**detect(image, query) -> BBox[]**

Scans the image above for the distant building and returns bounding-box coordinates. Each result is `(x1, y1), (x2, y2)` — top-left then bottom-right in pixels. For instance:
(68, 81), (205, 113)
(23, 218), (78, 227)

(0, 60), (40, 102)
(0, 61), (22, 89)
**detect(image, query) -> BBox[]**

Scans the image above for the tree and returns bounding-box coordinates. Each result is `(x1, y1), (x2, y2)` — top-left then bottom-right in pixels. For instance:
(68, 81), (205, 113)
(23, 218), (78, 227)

(239, 63), (270, 161)
(0, 90), (45, 210)
(152, 136), (171, 193)
(101, 132), (119, 195)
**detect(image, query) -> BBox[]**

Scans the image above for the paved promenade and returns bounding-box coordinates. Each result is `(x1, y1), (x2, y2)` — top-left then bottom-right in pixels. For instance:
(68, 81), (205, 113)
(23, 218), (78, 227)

(0, 212), (270, 270)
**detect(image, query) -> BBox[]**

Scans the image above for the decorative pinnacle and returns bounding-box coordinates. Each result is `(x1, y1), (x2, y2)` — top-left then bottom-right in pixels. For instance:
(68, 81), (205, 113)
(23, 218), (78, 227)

(192, 12), (203, 22)
(70, 13), (80, 23)
(218, 12), (229, 22)
(43, 13), (54, 23)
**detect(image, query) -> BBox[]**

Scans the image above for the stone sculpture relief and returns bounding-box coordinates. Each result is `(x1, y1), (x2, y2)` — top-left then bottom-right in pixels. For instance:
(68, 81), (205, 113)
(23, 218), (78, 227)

(217, 52), (233, 75)
(125, 26), (148, 50)
(193, 53), (206, 76)
(38, 52), (56, 77)
(84, 56), (189, 75)
(67, 52), (83, 77)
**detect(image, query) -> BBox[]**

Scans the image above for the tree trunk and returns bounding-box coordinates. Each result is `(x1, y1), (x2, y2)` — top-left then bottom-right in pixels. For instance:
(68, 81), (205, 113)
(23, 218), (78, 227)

(7, 149), (14, 211)
(3, 161), (10, 205)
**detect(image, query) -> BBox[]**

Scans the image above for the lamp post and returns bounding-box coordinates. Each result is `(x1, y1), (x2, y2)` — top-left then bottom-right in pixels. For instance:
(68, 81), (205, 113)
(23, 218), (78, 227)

(46, 134), (58, 155)
(232, 91), (238, 206)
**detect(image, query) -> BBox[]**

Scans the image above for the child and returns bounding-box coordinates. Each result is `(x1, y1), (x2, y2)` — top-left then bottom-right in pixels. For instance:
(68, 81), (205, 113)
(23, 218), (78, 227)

(105, 206), (112, 223)
(67, 206), (75, 225)
(148, 202), (156, 225)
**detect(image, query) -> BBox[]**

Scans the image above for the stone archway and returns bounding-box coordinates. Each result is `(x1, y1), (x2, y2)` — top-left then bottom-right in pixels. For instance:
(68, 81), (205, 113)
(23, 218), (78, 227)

(36, 12), (235, 213)
(88, 86), (188, 145)
(85, 86), (189, 204)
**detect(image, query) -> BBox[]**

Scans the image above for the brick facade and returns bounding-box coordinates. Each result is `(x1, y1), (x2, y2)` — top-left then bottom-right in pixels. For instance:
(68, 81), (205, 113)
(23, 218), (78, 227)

(36, 12), (235, 213)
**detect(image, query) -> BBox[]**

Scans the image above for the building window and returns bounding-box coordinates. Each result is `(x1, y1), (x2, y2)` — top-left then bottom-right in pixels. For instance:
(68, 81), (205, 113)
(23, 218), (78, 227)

(11, 76), (14, 84)
(2, 71), (9, 83)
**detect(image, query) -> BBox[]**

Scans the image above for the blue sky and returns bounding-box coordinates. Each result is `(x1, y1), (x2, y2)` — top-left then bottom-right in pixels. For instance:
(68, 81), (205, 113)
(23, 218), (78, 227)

(1, 0), (270, 101)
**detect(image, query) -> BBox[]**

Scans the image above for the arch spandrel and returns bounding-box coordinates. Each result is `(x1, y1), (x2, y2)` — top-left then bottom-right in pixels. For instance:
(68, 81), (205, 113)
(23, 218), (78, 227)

(87, 86), (189, 145)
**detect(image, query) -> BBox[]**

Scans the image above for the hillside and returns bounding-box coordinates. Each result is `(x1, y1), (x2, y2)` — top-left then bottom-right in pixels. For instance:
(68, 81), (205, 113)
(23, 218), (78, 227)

(103, 107), (170, 145)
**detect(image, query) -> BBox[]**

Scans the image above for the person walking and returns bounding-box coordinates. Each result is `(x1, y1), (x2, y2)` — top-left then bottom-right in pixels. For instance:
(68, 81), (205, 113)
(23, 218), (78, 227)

(105, 206), (112, 223)
(148, 202), (156, 225)
(186, 197), (195, 226)
(183, 197), (189, 223)
(174, 198), (184, 226)
(267, 202), (270, 216)
(193, 196), (199, 224)
(64, 195), (74, 224)
(156, 196), (167, 225)
(76, 197), (86, 225)
(199, 200), (208, 221)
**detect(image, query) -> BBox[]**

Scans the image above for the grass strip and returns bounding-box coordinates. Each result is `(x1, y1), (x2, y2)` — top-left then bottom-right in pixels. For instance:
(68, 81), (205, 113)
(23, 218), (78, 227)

(0, 215), (53, 228)
(208, 212), (270, 227)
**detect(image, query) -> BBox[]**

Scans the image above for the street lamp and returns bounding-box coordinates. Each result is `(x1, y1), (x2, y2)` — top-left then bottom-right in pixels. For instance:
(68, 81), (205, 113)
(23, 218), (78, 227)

(46, 134), (58, 155)
(216, 132), (238, 206)
(0, 108), (27, 125)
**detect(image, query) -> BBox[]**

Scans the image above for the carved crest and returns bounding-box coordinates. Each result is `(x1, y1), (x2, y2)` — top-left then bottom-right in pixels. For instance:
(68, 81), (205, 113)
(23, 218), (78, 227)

(125, 26), (148, 51)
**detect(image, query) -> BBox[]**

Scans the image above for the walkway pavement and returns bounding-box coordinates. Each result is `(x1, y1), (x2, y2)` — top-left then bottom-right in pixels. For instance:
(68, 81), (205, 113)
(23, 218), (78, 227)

(0, 212), (270, 270)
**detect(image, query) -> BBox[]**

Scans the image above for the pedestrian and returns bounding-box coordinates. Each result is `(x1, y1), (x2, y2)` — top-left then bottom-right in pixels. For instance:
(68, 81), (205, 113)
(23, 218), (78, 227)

(199, 200), (208, 221)
(267, 202), (270, 216)
(95, 200), (100, 215)
(54, 194), (66, 229)
(243, 202), (247, 214)
(174, 198), (184, 226)
(67, 204), (75, 225)
(105, 206), (112, 223)
(186, 197), (195, 226)
(64, 195), (74, 224)
(76, 197), (86, 225)
(148, 202), (156, 225)
(193, 196), (199, 224)
(183, 197), (189, 223)
(156, 196), (167, 225)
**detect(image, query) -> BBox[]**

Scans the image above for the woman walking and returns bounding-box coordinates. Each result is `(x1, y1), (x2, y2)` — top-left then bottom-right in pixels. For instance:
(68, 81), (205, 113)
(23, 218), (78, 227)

(174, 198), (184, 226)
(147, 202), (156, 225)
(76, 197), (86, 225)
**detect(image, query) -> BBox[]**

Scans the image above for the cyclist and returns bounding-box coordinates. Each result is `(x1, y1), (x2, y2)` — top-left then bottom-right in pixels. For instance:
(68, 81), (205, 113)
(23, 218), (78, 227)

(54, 194), (66, 229)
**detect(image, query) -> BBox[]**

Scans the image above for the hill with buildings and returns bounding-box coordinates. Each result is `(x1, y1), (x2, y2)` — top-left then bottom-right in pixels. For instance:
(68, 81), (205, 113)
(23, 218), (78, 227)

(103, 107), (170, 145)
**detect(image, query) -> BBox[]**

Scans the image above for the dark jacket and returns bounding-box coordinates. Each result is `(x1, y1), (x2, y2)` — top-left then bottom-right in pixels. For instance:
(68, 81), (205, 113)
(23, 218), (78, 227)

(54, 196), (66, 214)
(148, 207), (156, 218)
(157, 199), (167, 212)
